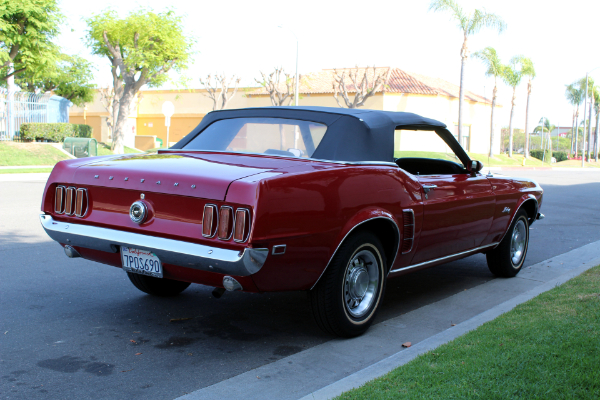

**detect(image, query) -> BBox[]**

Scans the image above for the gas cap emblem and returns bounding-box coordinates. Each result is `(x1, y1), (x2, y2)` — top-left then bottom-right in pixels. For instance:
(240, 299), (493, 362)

(130, 201), (148, 224)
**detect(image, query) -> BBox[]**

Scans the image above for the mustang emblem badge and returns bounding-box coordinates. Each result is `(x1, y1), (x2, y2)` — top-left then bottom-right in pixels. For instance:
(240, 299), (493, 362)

(502, 207), (511, 214)
(130, 201), (148, 224)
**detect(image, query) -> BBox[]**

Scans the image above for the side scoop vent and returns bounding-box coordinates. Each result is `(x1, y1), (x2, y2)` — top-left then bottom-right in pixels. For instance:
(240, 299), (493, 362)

(401, 209), (415, 254)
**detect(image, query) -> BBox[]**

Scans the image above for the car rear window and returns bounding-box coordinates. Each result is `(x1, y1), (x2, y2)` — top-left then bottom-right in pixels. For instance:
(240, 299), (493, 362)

(182, 117), (327, 158)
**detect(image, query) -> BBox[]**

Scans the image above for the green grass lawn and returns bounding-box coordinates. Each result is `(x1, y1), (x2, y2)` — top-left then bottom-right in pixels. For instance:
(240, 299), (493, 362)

(554, 159), (600, 168)
(0, 142), (71, 166)
(394, 151), (547, 168)
(0, 167), (54, 174)
(336, 265), (600, 400)
(97, 142), (143, 156)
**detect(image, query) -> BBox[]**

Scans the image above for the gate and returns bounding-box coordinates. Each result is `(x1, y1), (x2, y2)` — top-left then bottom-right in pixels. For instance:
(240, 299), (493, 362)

(0, 90), (52, 141)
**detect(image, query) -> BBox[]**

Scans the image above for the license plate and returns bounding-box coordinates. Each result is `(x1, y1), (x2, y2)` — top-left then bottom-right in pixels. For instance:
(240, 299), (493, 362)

(121, 247), (163, 278)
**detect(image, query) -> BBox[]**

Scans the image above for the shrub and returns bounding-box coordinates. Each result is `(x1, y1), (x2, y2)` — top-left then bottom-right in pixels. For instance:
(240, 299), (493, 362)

(553, 151), (568, 162)
(530, 149), (553, 162)
(19, 123), (93, 142)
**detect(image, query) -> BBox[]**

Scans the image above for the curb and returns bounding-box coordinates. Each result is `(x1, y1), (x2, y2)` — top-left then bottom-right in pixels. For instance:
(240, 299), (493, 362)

(301, 256), (600, 400)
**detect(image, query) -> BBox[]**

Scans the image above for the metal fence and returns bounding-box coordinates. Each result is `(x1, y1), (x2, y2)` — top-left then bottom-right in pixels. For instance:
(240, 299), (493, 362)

(0, 90), (52, 141)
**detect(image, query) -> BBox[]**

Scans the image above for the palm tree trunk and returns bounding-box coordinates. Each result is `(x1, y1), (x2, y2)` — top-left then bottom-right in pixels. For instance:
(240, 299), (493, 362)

(524, 80), (532, 158)
(570, 110), (576, 155)
(458, 34), (468, 147)
(489, 84), (497, 158)
(594, 107), (600, 163)
(574, 109), (579, 158)
(588, 99), (594, 161)
(508, 88), (516, 157)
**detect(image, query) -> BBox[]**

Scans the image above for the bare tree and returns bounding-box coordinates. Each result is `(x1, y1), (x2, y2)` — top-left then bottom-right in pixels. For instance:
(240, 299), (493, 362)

(98, 86), (118, 142)
(200, 74), (241, 110)
(255, 68), (296, 106)
(332, 66), (392, 108)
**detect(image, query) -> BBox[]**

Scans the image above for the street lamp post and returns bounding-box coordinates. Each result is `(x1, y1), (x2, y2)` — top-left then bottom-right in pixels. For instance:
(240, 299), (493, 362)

(278, 26), (299, 106)
(162, 101), (174, 148)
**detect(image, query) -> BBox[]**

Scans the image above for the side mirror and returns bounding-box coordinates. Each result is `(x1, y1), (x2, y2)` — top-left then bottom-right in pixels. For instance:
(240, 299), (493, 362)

(467, 160), (484, 174)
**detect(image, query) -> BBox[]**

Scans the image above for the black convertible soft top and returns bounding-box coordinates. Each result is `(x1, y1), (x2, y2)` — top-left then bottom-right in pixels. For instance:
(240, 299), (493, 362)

(172, 106), (471, 167)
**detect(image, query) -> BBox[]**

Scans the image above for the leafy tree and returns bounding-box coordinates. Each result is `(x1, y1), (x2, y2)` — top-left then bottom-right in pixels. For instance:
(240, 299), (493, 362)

(473, 47), (502, 157)
(521, 57), (535, 158)
(16, 54), (95, 106)
(0, 0), (62, 82)
(87, 9), (192, 153)
(565, 82), (584, 156)
(429, 0), (505, 145)
(501, 56), (524, 157)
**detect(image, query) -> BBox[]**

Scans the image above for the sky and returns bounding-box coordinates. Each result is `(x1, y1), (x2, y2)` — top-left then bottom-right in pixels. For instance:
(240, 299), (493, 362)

(57, 0), (600, 130)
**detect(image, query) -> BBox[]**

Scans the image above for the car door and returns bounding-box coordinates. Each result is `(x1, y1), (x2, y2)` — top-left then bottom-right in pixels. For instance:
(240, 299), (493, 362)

(410, 172), (496, 264)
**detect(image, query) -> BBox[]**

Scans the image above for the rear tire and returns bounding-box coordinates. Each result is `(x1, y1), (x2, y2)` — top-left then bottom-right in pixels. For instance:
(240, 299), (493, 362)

(486, 209), (529, 277)
(127, 273), (191, 297)
(309, 231), (386, 337)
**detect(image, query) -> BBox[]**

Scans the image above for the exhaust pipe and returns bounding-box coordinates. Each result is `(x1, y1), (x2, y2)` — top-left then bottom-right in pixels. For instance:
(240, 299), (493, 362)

(212, 276), (243, 299)
(64, 245), (81, 258)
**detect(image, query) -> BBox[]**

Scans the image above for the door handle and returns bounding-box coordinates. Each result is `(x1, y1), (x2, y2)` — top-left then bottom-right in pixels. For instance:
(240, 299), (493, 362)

(422, 184), (437, 199)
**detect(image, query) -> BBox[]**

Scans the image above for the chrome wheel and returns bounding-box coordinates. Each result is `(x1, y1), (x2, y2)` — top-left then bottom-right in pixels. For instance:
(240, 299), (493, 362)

(343, 249), (380, 318)
(510, 219), (527, 266)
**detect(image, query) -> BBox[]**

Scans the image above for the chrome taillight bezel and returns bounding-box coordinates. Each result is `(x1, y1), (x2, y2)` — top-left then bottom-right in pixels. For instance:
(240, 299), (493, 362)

(233, 208), (251, 243)
(217, 206), (234, 240)
(202, 204), (219, 238)
(64, 186), (77, 216)
(54, 185), (66, 214)
(75, 188), (88, 218)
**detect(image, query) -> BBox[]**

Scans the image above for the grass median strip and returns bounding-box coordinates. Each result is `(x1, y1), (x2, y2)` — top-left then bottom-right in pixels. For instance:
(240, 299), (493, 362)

(0, 168), (54, 174)
(337, 265), (600, 400)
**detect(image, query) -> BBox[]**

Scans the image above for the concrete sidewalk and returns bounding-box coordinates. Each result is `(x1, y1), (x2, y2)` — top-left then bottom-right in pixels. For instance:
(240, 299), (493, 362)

(176, 240), (600, 400)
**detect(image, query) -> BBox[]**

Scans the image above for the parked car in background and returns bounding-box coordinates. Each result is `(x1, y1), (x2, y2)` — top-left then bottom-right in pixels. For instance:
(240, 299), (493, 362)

(40, 106), (544, 337)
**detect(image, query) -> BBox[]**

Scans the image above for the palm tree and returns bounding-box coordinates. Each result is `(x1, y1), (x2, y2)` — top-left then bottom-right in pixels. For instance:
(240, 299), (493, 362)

(565, 83), (583, 156)
(501, 57), (524, 157)
(473, 47), (502, 158)
(429, 0), (506, 146)
(521, 58), (535, 158)
(593, 88), (600, 162)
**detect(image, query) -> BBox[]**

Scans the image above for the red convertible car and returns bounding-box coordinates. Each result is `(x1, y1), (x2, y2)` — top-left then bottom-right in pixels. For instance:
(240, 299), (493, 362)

(41, 107), (544, 337)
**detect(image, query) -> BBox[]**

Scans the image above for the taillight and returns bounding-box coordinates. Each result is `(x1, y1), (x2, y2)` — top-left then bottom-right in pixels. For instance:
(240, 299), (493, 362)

(64, 187), (76, 215)
(202, 204), (218, 238)
(233, 209), (250, 243)
(217, 206), (234, 240)
(75, 188), (88, 217)
(55, 186), (88, 217)
(55, 186), (66, 214)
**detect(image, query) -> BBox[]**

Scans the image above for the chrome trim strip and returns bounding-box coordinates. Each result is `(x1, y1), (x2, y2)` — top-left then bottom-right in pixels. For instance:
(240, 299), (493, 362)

(233, 208), (251, 243)
(217, 206), (235, 240)
(389, 242), (499, 274)
(401, 209), (415, 254)
(158, 149), (398, 168)
(202, 204), (218, 238)
(39, 214), (268, 276)
(309, 216), (401, 290)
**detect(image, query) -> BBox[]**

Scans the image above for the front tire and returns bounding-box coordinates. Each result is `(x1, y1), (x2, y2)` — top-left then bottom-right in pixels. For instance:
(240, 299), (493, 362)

(127, 273), (191, 297)
(309, 231), (386, 337)
(486, 209), (530, 277)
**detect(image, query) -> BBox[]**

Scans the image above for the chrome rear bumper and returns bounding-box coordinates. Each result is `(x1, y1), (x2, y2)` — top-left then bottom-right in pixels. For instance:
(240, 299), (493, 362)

(40, 214), (268, 276)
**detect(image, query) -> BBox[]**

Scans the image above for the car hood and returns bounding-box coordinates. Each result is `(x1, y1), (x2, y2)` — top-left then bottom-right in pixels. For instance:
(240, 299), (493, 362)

(59, 152), (305, 201)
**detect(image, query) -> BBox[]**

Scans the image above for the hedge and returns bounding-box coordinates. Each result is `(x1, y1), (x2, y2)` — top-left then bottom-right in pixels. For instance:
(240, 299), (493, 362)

(553, 151), (568, 162)
(530, 149), (553, 162)
(19, 123), (93, 142)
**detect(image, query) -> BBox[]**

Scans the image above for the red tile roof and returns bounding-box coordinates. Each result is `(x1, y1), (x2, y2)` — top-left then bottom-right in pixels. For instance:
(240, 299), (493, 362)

(250, 67), (492, 104)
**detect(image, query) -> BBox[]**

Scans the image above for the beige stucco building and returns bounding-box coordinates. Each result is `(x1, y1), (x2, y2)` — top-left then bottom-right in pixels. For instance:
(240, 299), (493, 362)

(70, 67), (501, 154)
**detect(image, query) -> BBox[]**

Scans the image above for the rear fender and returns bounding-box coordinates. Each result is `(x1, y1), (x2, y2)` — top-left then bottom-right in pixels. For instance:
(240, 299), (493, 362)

(310, 207), (400, 290)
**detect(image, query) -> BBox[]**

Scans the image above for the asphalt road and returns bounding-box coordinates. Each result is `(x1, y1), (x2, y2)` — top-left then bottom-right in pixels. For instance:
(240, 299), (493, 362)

(2, 170), (600, 399)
